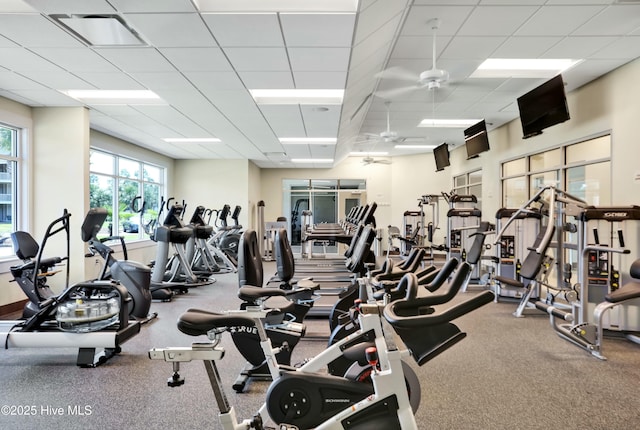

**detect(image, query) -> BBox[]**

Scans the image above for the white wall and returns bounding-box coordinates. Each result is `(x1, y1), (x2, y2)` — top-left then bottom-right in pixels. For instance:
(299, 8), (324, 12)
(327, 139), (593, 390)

(173, 158), (250, 229)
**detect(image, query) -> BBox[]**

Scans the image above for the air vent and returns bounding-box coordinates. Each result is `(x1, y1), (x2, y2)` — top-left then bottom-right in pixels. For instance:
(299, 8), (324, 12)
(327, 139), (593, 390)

(51, 14), (146, 47)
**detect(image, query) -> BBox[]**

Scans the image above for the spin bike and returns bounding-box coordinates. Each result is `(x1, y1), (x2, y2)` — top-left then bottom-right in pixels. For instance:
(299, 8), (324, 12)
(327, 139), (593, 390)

(149, 266), (495, 429)
(1, 210), (141, 367)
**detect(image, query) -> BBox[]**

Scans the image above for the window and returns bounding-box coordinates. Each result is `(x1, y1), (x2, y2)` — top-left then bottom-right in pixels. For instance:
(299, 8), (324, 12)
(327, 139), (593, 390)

(501, 134), (611, 208)
(0, 124), (22, 258)
(453, 169), (482, 210)
(89, 150), (164, 240)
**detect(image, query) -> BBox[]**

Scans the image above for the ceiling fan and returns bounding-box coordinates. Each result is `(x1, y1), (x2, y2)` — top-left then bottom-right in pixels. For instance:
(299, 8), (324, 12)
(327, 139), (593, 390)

(362, 156), (391, 166)
(353, 101), (406, 145)
(375, 18), (451, 99)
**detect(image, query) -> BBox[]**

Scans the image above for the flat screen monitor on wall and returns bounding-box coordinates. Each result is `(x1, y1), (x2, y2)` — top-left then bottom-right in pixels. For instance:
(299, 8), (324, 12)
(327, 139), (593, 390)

(464, 119), (490, 159)
(517, 74), (570, 139)
(433, 142), (450, 172)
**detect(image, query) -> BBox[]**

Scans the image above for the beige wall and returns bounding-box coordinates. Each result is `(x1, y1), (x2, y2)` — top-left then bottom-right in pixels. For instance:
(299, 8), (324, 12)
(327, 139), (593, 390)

(173, 158), (250, 229)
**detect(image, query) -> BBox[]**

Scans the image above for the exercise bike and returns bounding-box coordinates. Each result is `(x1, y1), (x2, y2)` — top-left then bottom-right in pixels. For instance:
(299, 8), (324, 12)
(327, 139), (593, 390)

(2, 209), (141, 367)
(150, 266), (495, 429)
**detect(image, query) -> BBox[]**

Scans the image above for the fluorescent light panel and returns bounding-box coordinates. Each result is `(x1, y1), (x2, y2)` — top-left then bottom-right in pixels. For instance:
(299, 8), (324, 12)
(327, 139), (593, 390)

(291, 158), (334, 163)
(418, 119), (481, 128)
(61, 90), (164, 105)
(163, 138), (221, 143)
(250, 89), (343, 105)
(280, 138), (337, 145)
(194, 0), (358, 12)
(471, 58), (582, 78)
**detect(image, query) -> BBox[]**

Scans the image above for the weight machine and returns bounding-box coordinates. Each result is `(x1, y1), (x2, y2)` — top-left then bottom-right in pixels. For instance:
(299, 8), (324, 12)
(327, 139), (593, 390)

(492, 186), (587, 317)
(492, 208), (542, 300)
(446, 194), (482, 277)
(535, 205), (640, 359)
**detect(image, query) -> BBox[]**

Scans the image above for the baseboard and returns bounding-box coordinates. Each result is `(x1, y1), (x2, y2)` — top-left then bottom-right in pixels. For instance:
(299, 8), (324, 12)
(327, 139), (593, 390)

(0, 299), (27, 319)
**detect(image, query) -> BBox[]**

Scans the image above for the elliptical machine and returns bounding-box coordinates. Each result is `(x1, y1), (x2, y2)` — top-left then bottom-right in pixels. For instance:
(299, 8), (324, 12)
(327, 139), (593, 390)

(82, 207), (171, 311)
(150, 198), (214, 293)
(185, 205), (219, 278)
(3, 209), (141, 367)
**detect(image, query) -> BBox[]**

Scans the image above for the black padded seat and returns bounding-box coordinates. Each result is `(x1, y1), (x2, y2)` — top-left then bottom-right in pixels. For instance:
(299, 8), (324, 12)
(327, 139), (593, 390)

(494, 227), (555, 288)
(383, 269), (494, 366)
(605, 259), (640, 303)
(177, 309), (256, 336)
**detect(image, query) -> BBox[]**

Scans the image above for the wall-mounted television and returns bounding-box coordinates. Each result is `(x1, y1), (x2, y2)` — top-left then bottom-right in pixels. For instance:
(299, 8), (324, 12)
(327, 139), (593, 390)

(464, 119), (490, 159)
(517, 74), (570, 139)
(433, 142), (450, 172)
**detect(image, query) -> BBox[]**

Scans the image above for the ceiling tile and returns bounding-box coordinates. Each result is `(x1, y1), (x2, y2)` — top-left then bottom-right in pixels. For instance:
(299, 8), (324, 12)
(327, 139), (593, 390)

(543, 36), (618, 59)
(491, 36), (563, 58)
(515, 5), (606, 36)
(457, 6), (540, 36)
(0, 47), (64, 72)
(160, 47), (232, 71)
(183, 71), (246, 91)
(202, 13), (284, 47)
(572, 4), (640, 36)
(441, 36), (507, 59)
(72, 72), (145, 90)
(293, 71), (346, 88)
(29, 47), (121, 72)
(17, 70), (95, 90)
(94, 47), (177, 72)
(401, 5), (474, 36)
(23, 0), (116, 15)
(280, 13), (356, 47)
(0, 14), (84, 47)
(288, 47), (351, 71)
(109, 0), (196, 13)
(124, 13), (216, 47)
(590, 36), (640, 60)
(0, 71), (49, 90)
(129, 71), (194, 90)
(223, 47), (290, 71)
(237, 71), (294, 89)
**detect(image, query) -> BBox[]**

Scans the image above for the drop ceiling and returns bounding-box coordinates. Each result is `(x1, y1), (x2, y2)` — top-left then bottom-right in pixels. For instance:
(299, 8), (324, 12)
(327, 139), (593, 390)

(0, 0), (639, 168)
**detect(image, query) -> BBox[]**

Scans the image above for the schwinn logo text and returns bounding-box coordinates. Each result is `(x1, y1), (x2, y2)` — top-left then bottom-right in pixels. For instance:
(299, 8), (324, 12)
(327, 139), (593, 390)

(325, 399), (351, 403)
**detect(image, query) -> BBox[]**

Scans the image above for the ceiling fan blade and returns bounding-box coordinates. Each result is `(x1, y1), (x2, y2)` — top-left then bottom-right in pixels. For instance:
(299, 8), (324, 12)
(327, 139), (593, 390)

(374, 85), (418, 100)
(375, 66), (418, 83)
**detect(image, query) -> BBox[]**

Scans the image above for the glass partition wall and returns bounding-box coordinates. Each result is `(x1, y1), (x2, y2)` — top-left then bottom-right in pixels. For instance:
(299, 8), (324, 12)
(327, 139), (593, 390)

(283, 179), (366, 254)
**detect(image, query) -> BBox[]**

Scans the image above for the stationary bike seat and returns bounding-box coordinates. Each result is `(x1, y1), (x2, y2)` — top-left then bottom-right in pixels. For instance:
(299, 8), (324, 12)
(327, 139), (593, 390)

(177, 308), (256, 336)
(238, 286), (287, 302)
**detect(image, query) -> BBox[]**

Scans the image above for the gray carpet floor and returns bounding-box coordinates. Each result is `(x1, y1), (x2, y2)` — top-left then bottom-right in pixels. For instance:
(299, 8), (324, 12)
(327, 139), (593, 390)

(1, 261), (639, 430)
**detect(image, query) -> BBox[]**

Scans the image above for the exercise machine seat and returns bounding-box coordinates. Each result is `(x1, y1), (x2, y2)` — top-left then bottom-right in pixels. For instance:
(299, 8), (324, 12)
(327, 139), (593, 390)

(605, 258), (640, 303)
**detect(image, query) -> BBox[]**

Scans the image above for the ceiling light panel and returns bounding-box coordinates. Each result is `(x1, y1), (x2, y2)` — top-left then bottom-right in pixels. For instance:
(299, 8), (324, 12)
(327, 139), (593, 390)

(471, 58), (582, 78)
(250, 89), (344, 104)
(61, 89), (165, 105)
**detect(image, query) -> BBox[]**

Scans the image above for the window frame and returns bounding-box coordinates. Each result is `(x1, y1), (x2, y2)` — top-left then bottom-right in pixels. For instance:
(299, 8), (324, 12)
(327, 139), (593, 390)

(89, 148), (166, 242)
(0, 111), (31, 265)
